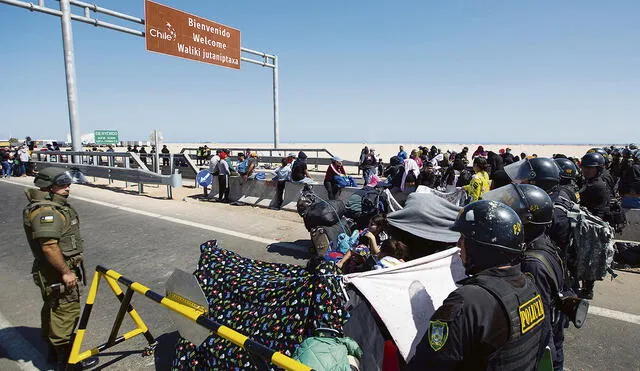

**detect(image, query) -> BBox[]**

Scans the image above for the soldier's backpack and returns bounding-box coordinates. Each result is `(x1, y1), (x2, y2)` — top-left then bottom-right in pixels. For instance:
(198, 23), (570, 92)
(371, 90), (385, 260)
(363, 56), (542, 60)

(554, 197), (615, 281)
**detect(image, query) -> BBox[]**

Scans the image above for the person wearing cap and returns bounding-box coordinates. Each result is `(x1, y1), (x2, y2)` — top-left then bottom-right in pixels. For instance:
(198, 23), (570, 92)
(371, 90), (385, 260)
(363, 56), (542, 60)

(217, 151), (232, 202)
(291, 151), (312, 182)
(240, 152), (259, 181)
(23, 167), (98, 369)
(324, 156), (347, 200)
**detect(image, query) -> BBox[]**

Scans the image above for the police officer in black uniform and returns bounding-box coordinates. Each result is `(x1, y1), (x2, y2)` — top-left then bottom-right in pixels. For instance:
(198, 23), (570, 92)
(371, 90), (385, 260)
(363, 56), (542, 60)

(504, 157), (560, 194)
(484, 184), (566, 370)
(504, 157), (570, 255)
(407, 200), (549, 370)
(610, 148), (623, 183)
(619, 150), (640, 199)
(578, 152), (611, 299)
(553, 158), (579, 203)
(503, 157), (575, 261)
(580, 152), (611, 219)
(586, 148), (616, 198)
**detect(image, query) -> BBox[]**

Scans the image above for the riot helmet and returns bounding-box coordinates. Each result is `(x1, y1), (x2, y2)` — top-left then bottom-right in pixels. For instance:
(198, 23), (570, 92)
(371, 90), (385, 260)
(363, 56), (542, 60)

(451, 200), (524, 275)
(630, 143), (638, 150)
(580, 152), (605, 168)
(482, 184), (553, 243)
(611, 148), (621, 158)
(554, 158), (578, 180)
(586, 148), (609, 165)
(503, 157), (560, 193)
(34, 167), (74, 189)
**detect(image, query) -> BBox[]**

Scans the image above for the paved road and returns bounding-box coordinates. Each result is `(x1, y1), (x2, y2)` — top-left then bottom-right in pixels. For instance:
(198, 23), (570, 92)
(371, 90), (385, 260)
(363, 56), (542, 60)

(0, 179), (638, 370)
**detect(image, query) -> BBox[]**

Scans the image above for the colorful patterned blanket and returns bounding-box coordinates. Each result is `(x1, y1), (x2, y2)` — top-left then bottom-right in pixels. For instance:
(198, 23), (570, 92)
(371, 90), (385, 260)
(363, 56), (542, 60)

(171, 240), (348, 370)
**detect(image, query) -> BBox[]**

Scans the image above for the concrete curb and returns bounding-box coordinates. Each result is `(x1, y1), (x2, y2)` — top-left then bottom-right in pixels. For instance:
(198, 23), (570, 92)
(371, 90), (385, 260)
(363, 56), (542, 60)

(618, 208), (640, 241)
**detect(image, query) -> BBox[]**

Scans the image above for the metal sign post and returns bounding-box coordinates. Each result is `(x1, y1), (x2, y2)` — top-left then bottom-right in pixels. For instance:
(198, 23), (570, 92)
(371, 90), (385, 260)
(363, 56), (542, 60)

(59, 0), (81, 155)
(149, 129), (162, 173)
(0, 0), (281, 148)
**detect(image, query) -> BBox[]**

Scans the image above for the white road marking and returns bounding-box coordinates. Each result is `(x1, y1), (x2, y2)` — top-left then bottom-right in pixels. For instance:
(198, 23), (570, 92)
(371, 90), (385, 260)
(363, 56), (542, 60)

(589, 306), (640, 325)
(0, 311), (52, 371)
(1, 179), (278, 246)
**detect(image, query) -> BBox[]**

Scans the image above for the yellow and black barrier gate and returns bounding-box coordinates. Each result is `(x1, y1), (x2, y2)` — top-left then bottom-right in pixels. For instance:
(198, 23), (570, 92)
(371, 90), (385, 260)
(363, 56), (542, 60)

(67, 265), (312, 371)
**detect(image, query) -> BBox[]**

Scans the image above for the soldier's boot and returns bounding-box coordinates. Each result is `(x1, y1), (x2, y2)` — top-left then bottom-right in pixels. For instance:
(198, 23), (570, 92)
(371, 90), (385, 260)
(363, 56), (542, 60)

(56, 345), (99, 370)
(579, 280), (595, 300)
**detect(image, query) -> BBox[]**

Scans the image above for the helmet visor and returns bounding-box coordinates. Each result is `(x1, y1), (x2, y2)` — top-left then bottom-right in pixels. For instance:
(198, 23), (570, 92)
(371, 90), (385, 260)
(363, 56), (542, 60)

(481, 184), (528, 216)
(503, 159), (534, 183)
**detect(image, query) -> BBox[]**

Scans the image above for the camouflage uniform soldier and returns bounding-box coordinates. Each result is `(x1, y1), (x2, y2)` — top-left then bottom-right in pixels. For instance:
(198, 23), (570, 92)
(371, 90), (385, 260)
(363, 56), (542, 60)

(23, 167), (97, 370)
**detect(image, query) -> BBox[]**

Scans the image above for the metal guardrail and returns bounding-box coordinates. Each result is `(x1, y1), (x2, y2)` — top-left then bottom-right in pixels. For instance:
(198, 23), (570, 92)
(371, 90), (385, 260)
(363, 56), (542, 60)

(30, 151), (183, 198)
(179, 147), (360, 169)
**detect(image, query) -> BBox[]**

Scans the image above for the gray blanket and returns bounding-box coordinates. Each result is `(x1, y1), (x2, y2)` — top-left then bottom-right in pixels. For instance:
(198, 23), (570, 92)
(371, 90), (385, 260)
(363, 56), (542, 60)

(387, 192), (462, 243)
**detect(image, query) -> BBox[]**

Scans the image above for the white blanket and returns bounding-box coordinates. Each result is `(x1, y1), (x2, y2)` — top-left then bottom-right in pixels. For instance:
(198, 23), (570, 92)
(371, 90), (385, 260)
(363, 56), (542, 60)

(343, 247), (467, 362)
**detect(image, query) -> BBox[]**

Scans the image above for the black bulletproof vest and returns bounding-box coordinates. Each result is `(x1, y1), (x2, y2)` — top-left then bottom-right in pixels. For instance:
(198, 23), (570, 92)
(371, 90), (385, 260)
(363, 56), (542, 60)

(463, 273), (545, 371)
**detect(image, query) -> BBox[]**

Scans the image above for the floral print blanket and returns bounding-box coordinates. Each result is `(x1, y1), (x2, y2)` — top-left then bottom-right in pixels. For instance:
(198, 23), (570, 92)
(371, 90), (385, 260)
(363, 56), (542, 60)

(171, 240), (348, 370)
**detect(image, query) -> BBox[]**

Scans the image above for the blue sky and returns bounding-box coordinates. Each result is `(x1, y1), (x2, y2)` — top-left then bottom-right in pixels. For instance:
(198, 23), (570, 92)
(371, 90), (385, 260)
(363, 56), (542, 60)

(1, 0), (638, 144)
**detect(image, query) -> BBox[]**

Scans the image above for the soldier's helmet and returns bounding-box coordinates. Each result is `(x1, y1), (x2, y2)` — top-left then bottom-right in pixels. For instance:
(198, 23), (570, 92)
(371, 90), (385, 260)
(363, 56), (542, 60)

(34, 167), (73, 188)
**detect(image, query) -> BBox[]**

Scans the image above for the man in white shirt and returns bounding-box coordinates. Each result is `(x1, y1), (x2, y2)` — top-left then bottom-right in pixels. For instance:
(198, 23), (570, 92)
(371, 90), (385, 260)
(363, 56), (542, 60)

(18, 146), (31, 177)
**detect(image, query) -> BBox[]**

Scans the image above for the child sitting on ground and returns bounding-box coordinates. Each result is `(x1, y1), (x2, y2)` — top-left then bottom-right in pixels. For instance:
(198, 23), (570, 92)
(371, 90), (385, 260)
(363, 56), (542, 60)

(337, 216), (410, 273)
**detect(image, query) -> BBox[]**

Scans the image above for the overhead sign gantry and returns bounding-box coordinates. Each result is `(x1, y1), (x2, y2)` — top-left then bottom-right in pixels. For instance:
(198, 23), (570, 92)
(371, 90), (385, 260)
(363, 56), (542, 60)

(0, 0), (281, 148)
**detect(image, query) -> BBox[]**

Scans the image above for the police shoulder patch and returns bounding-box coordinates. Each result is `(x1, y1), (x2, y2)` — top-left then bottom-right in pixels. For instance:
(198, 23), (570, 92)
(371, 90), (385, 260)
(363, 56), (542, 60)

(40, 215), (54, 223)
(428, 320), (449, 351)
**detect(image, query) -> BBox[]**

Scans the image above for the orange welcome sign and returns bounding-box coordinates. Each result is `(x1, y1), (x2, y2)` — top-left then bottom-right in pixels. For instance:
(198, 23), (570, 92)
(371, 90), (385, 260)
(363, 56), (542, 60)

(144, 0), (241, 69)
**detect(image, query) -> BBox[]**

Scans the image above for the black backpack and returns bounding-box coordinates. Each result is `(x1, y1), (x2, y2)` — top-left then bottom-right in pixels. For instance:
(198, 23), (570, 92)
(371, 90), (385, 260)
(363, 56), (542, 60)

(456, 168), (474, 187)
(297, 185), (317, 217)
(346, 187), (385, 229)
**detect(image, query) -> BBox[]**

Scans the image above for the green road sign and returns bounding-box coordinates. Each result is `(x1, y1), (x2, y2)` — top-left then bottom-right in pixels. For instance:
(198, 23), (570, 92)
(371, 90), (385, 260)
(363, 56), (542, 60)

(94, 130), (119, 144)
